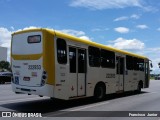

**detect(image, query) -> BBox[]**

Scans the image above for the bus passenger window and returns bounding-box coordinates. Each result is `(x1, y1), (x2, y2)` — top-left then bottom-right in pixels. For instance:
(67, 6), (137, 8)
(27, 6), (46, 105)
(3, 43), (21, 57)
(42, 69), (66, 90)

(78, 49), (86, 73)
(133, 57), (144, 71)
(138, 59), (144, 71)
(126, 55), (134, 70)
(89, 46), (100, 67)
(101, 49), (115, 68)
(134, 57), (139, 70)
(57, 38), (67, 64)
(69, 47), (76, 73)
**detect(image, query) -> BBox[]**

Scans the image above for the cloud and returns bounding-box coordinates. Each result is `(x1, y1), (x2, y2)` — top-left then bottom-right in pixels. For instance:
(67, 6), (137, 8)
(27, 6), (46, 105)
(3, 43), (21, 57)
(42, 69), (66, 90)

(114, 27), (130, 33)
(91, 28), (109, 32)
(10, 26), (14, 30)
(114, 16), (129, 21)
(142, 6), (159, 12)
(16, 26), (40, 32)
(79, 36), (91, 40)
(58, 29), (85, 36)
(91, 28), (102, 32)
(157, 28), (160, 31)
(70, 0), (143, 10)
(114, 14), (140, 22)
(57, 29), (91, 41)
(0, 28), (11, 46)
(108, 37), (144, 50)
(136, 24), (148, 29)
(130, 14), (140, 19)
(151, 58), (160, 74)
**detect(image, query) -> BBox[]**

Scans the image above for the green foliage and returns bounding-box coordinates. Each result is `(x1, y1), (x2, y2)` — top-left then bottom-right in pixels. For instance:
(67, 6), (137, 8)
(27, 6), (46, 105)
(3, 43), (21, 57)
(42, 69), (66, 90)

(0, 61), (11, 72)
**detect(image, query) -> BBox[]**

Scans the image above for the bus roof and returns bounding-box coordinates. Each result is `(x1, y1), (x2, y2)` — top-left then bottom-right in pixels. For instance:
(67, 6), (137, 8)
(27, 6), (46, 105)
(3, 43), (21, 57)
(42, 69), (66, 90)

(12, 28), (148, 60)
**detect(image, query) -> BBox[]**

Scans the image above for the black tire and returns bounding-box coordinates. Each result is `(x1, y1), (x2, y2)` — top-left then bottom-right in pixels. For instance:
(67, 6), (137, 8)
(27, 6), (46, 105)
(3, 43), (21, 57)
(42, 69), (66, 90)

(50, 97), (55, 100)
(1, 81), (5, 84)
(50, 97), (59, 101)
(135, 83), (141, 94)
(94, 84), (106, 101)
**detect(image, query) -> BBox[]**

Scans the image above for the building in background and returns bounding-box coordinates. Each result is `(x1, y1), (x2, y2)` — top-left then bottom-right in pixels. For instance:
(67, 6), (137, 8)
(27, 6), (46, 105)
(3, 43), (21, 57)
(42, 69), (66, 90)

(0, 47), (7, 61)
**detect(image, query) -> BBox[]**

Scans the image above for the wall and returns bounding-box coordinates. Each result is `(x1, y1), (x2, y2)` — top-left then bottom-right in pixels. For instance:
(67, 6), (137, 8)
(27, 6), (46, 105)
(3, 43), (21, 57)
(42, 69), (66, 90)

(0, 47), (7, 61)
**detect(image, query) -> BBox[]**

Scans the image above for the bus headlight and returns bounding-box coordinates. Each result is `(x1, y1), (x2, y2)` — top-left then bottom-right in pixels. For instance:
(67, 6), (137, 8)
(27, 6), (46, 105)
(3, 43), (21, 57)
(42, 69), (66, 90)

(41, 70), (47, 86)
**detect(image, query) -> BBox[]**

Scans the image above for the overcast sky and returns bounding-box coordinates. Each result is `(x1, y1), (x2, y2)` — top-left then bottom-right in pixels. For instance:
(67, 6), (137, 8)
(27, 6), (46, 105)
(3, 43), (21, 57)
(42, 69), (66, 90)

(0, 0), (160, 73)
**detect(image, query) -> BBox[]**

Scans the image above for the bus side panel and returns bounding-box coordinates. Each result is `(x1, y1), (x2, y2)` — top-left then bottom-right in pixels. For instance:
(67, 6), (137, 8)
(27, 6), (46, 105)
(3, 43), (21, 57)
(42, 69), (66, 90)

(87, 61), (116, 95)
(124, 70), (134, 91)
(43, 31), (55, 97)
(85, 50), (93, 97)
(87, 67), (100, 96)
(100, 68), (116, 94)
(43, 31), (55, 86)
(54, 37), (69, 100)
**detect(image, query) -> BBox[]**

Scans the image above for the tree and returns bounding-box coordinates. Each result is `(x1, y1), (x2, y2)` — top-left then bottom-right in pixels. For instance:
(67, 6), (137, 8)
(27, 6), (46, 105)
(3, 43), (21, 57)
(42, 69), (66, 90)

(0, 61), (11, 72)
(158, 63), (160, 68)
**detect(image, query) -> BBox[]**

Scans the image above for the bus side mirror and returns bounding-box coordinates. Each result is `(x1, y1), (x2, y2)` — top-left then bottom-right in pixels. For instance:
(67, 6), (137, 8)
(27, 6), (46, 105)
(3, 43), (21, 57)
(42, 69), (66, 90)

(150, 63), (153, 68)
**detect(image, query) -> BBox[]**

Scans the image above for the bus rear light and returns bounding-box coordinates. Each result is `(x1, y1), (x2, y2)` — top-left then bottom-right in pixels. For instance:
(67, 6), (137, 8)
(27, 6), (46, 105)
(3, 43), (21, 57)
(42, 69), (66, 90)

(41, 70), (47, 86)
(42, 75), (46, 79)
(43, 71), (47, 75)
(41, 79), (45, 86)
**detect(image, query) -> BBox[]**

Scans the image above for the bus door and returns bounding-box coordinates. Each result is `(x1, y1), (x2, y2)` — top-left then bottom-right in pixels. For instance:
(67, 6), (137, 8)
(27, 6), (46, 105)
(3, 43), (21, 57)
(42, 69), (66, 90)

(144, 61), (149, 88)
(116, 56), (125, 92)
(69, 47), (86, 97)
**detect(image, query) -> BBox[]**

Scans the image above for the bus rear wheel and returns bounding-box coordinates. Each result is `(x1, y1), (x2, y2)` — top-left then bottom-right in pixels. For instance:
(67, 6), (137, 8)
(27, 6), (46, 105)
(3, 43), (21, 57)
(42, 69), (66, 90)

(94, 84), (106, 101)
(0, 81), (5, 84)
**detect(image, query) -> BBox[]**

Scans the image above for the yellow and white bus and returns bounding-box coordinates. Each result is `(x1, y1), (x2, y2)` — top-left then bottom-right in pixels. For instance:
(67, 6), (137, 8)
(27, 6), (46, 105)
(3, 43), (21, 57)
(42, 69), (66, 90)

(11, 28), (150, 100)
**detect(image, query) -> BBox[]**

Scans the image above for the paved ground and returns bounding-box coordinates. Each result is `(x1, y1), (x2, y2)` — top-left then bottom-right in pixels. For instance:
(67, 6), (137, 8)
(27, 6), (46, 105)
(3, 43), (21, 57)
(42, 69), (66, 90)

(0, 80), (160, 120)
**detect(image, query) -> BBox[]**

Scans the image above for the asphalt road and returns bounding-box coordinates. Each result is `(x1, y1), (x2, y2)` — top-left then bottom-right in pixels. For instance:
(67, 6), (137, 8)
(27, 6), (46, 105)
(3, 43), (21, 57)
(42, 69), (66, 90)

(0, 80), (160, 120)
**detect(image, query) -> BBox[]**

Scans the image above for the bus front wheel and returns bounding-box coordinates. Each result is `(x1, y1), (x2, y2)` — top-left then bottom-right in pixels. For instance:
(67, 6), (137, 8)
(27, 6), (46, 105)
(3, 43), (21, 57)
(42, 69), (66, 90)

(135, 81), (143, 94)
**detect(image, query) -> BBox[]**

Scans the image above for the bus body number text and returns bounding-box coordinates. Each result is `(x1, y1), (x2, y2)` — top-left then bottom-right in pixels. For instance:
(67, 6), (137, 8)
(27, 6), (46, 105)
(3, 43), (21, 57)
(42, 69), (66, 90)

(28, 65), (41, 70)
(106, 73), (115, 78)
